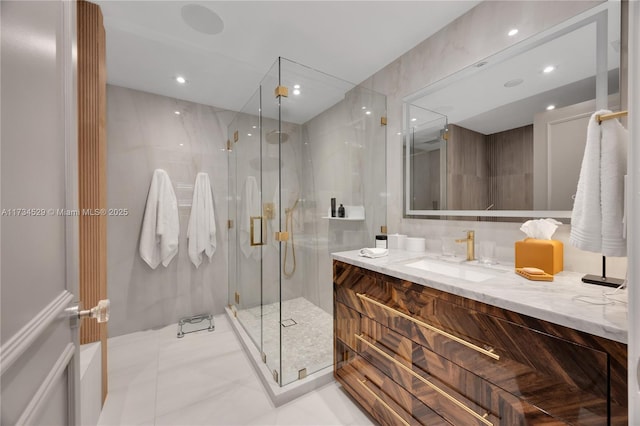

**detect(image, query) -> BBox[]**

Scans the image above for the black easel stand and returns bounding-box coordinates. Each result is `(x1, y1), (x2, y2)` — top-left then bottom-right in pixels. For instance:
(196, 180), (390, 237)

(581, 256), (625, 288)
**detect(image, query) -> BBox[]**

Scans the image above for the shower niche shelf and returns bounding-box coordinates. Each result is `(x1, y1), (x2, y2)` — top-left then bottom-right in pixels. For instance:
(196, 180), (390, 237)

(322, 205), (365, 221)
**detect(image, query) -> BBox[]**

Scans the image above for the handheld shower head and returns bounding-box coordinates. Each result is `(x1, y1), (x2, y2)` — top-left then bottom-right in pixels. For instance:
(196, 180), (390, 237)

(285, 198), (300, 214)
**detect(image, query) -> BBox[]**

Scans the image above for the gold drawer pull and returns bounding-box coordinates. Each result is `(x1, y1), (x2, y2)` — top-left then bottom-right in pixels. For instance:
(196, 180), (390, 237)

(357, 378), (410, 426)
(356, 334), (493, 426)
(356, 293), (500, 361)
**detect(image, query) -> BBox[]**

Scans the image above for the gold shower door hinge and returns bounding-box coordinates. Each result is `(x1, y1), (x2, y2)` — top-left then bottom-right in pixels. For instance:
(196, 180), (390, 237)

(226, 140), (231, 151)
(380, 116), (387, 126)
(275, 231), (290, 242)
(381, 225), (388, 234)
(227, 220), (234, 229)
(234, 292), (240, 304)
(274, 85), (288, 98)
(272, 369), (279, 383)
(298, 368), (307, 380)
(443, 130), (449, 141)
(261, 352), (267, 363)
(234, 130), (239, 142)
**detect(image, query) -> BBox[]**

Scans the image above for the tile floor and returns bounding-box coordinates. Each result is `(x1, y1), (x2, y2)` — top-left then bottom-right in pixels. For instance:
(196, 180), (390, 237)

(97, 314), (374, 426)
(237, 297), (333, 384)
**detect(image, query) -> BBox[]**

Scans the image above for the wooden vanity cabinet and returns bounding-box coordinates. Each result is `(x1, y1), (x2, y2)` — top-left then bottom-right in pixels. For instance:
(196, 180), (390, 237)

(333, 260), (628, 425)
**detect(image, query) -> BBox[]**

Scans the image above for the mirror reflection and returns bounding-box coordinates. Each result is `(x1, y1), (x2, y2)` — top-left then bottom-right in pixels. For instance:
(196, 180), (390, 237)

(404, 2), (621, 219)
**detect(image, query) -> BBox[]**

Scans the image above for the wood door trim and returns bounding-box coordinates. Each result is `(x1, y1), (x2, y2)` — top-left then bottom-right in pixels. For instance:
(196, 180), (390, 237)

(77, 0), (108, 404)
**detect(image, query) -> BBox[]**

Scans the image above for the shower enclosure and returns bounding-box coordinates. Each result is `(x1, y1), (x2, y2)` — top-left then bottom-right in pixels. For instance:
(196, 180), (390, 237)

(227, 58), (386, 387)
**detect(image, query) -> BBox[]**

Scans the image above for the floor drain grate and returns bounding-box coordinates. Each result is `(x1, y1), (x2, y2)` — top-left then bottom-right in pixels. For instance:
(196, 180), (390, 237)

(281, 318), (297, 327)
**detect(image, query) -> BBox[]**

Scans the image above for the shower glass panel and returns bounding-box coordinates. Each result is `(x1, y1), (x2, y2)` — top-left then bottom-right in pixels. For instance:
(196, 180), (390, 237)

(228, 57), (386, 387)
(228, 86), (263, 352)
(260, 60), (282, 382)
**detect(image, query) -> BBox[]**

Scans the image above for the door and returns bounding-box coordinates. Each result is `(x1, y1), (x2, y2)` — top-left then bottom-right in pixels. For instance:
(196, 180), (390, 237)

(533, 96), (620, 210)
(1, 1), (81, 425)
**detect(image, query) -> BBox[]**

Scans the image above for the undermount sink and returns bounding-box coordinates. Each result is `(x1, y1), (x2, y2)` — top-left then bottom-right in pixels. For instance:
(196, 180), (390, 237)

(404, 259), (498, 283)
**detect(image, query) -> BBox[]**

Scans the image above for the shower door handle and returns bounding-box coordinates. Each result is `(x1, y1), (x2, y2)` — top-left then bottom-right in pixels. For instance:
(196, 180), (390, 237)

(250, 216), (266, 246)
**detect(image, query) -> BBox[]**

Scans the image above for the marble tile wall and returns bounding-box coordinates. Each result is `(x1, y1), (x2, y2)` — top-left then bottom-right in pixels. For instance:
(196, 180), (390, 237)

(358, 0), (626, 277)
(106, 85), (233, 337)
(300, 86), (387, 314)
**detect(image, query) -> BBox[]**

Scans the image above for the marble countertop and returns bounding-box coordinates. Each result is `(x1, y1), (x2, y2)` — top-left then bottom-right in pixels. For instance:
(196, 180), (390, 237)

(332, 249), (628, 344)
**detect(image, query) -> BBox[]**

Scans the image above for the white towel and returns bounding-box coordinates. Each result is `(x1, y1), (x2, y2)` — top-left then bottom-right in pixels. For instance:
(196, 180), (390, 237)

(240, 176), (261, 260)
(139, 169), (179, 269)
(600, 118), (628, 256)
(187, 173), (216, 268)
(570, 110), (627, 256)
(358, 248), (389, 258)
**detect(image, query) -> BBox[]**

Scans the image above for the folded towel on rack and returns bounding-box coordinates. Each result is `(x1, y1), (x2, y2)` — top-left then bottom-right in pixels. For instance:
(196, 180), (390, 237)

(358, 248), (389, 258)
(570, 110), (628, 256)
(139, 169), (180, 269)
(187, 173), (216, 268)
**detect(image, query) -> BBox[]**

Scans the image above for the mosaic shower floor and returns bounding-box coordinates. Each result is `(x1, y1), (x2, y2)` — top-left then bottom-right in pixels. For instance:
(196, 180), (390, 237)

(237, 297), (333, 385)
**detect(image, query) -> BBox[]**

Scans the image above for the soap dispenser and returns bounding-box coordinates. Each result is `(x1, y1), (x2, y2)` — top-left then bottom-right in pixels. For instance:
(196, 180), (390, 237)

(338, 204), (345, 218)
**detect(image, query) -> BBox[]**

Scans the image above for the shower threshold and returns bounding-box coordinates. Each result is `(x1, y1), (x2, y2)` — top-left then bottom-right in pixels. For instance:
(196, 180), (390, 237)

(225, 305), (334, 406)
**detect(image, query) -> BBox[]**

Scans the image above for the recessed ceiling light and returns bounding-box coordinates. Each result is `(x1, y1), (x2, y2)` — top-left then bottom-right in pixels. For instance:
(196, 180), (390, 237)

(396, 132), (402, 136)
(546, 104), (556, 110)
(181, 4), (224, 35)
(248, 133), (252, 136)
(174, 111), (181, 115)
(179, 143), (184, 146)
(252, 125), (257, 129)
(365, 111), (372, 115)
(175, 76), (187, 84)
(293, 89), (301, 95)
(361, 106), (367, 110)
(508, 28), (519, 36)
(294, 84), (300, 89)
(411, 118), (417, 122)
(543, 65), (555, 73)
(504, 78), (524, 88)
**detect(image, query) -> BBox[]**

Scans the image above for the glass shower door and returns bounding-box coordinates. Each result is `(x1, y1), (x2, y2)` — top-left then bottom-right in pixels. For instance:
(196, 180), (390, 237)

(260, 60), (283, 384)
(230, 87), (263, 352)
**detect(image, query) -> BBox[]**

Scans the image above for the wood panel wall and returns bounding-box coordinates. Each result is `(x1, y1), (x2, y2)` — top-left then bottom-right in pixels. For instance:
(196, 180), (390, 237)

(77, 0), (108, 404)
(446, 123), (533, 219)
(446, 124), (489, 210)
(486, 125), (533, 211)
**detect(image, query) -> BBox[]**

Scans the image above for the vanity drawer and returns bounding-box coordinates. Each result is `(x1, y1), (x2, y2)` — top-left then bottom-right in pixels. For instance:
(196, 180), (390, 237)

(358, 316), (568, 426)
(335, 341), (449, 426)
(334, 261), (627, 424)
(334, 261), (392, 318)
(413, 291), (609, 399)
(334, 302), (361, 350)
(356, 290), (613, 424)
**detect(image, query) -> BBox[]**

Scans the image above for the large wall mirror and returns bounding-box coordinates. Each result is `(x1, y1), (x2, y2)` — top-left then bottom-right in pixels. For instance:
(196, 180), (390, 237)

(403, 1), (622, 220)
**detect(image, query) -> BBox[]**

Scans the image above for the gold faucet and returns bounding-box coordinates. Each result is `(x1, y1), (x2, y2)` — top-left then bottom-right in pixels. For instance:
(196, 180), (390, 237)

(455, 230), (475, 261)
